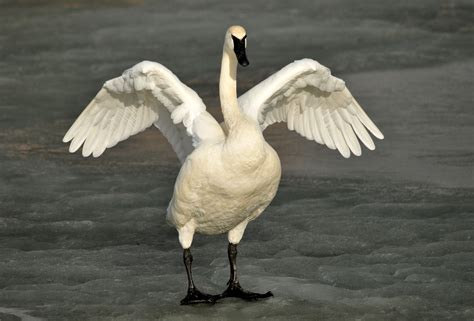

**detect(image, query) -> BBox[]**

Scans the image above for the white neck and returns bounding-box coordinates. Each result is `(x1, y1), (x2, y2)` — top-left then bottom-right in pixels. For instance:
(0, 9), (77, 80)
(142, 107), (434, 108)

(220, 47), (242, 129)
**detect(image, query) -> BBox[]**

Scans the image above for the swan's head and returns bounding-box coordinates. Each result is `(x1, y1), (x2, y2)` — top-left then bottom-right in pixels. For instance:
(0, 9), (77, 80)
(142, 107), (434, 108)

(225, 25), (249, 67)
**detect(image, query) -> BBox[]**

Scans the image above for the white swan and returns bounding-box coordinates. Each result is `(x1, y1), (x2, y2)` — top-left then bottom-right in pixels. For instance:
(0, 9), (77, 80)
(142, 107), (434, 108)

(63, 25), (383, 304)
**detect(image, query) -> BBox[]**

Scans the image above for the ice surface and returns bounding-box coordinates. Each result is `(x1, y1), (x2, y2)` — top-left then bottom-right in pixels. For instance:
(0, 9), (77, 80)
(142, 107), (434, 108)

(0, 0), (473, 320)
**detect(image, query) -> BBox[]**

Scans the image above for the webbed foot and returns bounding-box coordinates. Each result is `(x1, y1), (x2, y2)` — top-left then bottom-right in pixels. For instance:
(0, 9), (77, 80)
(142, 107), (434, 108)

(180, 287), (219, 305)
(219, 282), (273, 301)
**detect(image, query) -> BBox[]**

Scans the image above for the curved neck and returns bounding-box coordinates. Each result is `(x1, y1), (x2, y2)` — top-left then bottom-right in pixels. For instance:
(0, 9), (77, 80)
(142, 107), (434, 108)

(220, 47), (241, 129)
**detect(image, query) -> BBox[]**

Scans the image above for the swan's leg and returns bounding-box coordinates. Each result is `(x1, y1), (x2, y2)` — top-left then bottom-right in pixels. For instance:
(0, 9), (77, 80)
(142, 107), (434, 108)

(178, 221), (218, 305)
(218, 221), (273, 301)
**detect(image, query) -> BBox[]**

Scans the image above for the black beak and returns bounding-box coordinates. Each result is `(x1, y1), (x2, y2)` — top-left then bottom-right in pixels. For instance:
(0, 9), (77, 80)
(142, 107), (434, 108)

(232, 35), (249, 67)
(236, 50), (249, 67)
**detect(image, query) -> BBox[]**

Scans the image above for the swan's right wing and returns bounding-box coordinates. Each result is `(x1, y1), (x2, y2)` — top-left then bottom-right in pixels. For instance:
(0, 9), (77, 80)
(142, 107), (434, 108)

(239, 59), (383, 158)
(63, 61), (224, 162)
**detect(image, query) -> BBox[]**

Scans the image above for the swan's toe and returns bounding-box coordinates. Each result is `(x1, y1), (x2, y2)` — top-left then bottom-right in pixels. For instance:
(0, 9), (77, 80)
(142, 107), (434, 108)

(180, 288), (219, 305)
(218, 282), (273, 301)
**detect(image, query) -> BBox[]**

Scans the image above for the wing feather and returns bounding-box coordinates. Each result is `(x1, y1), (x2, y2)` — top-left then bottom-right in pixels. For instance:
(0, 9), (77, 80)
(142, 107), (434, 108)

(303, 107), (313, 140)
(294, 110), (304, 138)
(351, 113), (375, 150)
(327, 109), (350, 158)
(69, 118), (93, 153)
(334, 110), (361, 156)
(82, 123), (100, 157)
(351, 96), (384, 139)
(314, 107), (334, 150)
(308, 108), (323, 144)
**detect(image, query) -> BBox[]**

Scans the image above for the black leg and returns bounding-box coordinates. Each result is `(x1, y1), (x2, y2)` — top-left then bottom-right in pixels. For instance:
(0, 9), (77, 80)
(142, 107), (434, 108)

(218, 243), (273, 301)
(180, 248), (219, 305)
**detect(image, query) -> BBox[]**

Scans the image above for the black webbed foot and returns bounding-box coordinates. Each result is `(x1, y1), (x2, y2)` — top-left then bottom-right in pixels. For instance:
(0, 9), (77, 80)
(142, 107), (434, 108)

(180, 287), (219, 305)
(218, 281), (273, 301)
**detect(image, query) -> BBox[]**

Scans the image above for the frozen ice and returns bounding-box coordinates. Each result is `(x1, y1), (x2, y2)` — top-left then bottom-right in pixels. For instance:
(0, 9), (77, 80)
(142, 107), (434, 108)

(0, 0), (473, 320)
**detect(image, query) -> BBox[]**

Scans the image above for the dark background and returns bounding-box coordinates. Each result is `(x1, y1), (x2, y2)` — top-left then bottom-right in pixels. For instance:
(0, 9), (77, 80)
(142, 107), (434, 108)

(0, 0), (473, 320)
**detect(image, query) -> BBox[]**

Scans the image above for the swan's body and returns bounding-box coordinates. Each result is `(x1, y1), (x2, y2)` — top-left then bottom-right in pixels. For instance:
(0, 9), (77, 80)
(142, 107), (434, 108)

(63, 26), (383, 304)
(168, 119), (281, 237)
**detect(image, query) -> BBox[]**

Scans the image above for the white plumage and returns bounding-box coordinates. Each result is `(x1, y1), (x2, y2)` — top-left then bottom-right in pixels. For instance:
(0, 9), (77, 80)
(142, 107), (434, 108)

(63, 25), (384, 304)
(239, 58), (383, 158)
(63, 60), (224, 162)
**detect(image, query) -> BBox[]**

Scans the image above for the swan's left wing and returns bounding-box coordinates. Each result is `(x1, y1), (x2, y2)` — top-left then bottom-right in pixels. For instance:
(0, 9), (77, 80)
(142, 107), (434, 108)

(63, 61), (224, 162)
(238, 59), (384, 158)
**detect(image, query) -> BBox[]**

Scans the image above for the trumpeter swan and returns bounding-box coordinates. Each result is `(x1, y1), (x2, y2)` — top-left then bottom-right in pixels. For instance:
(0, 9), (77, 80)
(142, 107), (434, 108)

(63, 25), (384, 304)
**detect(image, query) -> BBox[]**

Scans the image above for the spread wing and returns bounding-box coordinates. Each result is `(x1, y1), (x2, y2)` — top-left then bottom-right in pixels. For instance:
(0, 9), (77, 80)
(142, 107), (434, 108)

(63, 61), (224, 162)
(238, 59), (384, 158)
